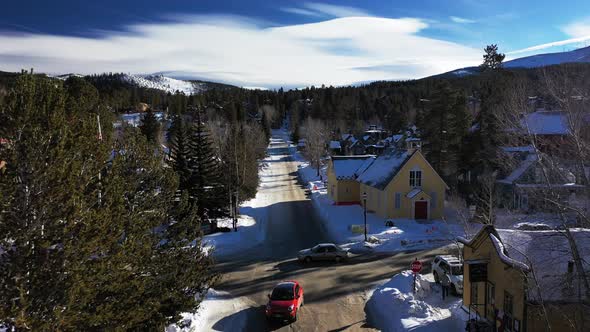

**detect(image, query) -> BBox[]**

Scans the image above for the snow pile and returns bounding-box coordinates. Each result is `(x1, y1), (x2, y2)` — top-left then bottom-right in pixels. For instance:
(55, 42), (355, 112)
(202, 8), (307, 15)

(292, 143), (463, 253)
(123, 74), (203, 95)
(202, 151), (277, 259)
(166, 289), (251, 332)
(366, 271), (467, 332)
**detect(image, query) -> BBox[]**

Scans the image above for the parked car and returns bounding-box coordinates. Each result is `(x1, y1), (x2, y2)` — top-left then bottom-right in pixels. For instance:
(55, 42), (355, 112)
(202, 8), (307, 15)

(432, 255), (464, 295)
(265, 281), (304, 322)
(297, 243), (350, 263)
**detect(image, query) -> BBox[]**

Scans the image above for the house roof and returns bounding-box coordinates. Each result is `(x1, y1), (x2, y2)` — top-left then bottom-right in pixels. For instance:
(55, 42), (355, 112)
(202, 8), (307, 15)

(329, 141), (341, 149)
(357, 150), (412, 190)
(331, 155), (376, 180)
(521, 111), (570, 135)
(459, 226), (590, 303)
(497, 152), (538, 184)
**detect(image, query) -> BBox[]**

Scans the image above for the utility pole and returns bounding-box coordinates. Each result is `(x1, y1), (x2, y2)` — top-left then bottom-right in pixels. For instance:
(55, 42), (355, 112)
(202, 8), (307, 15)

(97, 114), (103, 205)
(363, 192), (368, 242)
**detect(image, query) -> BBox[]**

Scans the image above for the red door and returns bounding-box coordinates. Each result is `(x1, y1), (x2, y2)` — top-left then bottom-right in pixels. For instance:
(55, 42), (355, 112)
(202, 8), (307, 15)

(414, 201), (428, 219)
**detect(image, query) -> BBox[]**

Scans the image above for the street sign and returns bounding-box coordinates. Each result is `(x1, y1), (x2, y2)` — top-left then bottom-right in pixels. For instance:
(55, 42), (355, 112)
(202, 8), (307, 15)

(411, 259), (422, 273)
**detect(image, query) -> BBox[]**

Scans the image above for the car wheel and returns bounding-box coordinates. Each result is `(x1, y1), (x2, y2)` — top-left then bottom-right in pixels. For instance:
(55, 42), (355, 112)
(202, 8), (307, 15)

(335, 256), (341, 263)
(300, 296), (304, 306)
(305, 256), (312, 263)
(291, 313), (297, 323)
(433, 271), (439, 283)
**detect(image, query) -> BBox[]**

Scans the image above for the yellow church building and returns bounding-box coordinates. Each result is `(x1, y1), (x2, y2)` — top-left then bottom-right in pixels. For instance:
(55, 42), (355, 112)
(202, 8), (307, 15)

(327, 148), (448, 220)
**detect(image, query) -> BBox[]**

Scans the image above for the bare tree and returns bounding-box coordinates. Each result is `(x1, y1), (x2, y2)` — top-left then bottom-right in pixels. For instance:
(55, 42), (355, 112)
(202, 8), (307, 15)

(496, 68), (590, 329)
(303, 117), (329, 177)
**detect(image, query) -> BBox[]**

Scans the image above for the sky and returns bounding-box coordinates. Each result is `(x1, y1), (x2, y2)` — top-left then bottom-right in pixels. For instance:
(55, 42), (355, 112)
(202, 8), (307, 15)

(1, 0), (590, 88)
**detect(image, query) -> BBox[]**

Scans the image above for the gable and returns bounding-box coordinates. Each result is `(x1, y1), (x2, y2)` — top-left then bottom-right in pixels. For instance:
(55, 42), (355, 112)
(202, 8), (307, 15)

(387, 151), (449, 191)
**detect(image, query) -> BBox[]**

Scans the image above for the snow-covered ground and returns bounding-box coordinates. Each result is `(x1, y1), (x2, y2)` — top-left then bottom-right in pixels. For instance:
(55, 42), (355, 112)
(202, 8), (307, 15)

(202, 154), (276, 258)
(288, 138), (465, 253)
(166, 289), (253, 332)
(366, 271), (468, 332)
(123, 74), (205, 95)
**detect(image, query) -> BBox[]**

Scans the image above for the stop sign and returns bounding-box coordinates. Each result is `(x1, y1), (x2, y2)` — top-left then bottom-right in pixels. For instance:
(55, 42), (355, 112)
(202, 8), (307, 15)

(411, 259), (422, 273)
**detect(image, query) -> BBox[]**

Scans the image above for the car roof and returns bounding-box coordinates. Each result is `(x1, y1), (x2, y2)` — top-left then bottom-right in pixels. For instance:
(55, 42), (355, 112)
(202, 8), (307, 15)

(436, 255), (462, 265)
(276, 281), (297, 289)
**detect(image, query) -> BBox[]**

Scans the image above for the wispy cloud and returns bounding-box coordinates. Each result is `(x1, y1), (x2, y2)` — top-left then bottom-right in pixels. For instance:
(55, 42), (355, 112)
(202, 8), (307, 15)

(0, 15), (481, 88)
(450, 16), (476, 24)
(281, 2), (369, 18)
(507, 18), (590, 55)
(280, 7), (322, 18)
(562, 18), (590, 38)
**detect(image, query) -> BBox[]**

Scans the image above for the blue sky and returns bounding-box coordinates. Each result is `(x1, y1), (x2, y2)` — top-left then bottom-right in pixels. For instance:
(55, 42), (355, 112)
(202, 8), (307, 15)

(1, 1), (590, 88)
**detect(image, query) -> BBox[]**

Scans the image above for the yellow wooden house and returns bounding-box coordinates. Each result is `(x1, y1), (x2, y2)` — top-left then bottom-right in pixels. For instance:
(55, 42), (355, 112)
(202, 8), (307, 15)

(327, 155), (375, 205)
(458, 226), (590, 332)
(327, 148), (447, 220)
(357, 149), (447, 220)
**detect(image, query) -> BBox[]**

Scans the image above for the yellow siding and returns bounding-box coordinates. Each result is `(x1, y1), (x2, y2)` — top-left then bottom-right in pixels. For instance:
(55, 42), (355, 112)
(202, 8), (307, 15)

(360, 151), (446, 220)
(327, 160), (361, 203)
(463, 235), (526, 329)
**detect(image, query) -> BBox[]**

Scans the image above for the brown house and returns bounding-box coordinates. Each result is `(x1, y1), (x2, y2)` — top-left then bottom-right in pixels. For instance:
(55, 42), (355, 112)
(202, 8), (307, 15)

(459, 226), (590, 332)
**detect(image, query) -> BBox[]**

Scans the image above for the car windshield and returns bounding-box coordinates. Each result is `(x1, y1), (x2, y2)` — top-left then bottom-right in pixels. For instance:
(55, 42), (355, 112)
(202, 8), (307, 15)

(311, 245), (321, 252)
(271, 285), (294, 300)
(451, 266), (463, 275)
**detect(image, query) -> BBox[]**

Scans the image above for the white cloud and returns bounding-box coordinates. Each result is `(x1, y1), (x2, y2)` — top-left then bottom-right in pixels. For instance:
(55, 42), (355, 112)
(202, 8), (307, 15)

(302, 2), (370, 17)
(563, 18), (590, 38)
(0, 16), (481, 88)
(280, 7), (322, 18)
(281, 2), (369, 18)
(450, 16), (476, 24)
(507, 18), (590, 55)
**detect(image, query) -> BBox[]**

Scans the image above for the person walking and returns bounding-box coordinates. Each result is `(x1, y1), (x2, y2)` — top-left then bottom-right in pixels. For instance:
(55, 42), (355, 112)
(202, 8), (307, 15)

(441, 273), (451, 300)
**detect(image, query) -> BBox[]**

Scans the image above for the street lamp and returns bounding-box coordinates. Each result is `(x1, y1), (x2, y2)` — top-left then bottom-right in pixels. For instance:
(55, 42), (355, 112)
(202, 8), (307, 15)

(362, 192), (368, 242)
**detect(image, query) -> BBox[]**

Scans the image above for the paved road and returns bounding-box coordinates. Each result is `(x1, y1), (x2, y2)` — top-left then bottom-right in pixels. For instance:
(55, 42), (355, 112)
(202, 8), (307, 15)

(212, 135), (449, 331)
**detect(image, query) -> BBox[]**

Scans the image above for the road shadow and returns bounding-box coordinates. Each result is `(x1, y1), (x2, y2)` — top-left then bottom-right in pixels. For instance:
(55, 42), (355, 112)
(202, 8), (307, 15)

(211, 305), (293, 332)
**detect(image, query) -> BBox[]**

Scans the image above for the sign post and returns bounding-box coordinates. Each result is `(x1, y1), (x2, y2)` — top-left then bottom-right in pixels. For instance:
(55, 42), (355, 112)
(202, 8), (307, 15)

(411, 258), (422, 294)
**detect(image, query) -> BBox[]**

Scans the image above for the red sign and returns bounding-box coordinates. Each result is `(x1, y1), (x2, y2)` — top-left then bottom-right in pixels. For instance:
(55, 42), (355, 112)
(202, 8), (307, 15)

(411, 259), (422, 273)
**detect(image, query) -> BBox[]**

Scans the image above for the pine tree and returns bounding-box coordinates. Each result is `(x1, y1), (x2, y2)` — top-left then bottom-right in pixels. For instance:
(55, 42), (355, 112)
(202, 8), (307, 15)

(168, 116), (193, 190)
(422, 81), (455, 177)
(0, 73), (108, 330)
(188, 109), (228, 221)
(139, 108), (160, 143)
(481, 44), (505, 71)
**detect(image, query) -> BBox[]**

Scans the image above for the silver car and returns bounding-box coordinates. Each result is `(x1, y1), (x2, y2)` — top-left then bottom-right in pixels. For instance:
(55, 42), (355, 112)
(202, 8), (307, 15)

(297, 243), (349, 263)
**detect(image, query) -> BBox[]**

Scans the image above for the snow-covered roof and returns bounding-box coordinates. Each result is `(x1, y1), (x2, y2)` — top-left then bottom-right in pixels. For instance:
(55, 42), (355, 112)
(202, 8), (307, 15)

(500, 146), (535, 153)
(459, 226), (590, 303)
(406, 188), (422, 199)
(329, 141), (341, 149)
(497, 153), (538, 184)
(498, 229), (590, 302)
(331, 155), (376, 180)
(521, 111), (570, 135)
(357, 150), (412, 190)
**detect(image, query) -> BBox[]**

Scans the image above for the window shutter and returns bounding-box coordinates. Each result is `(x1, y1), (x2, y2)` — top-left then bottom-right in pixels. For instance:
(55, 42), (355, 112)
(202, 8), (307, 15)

(430, 192), (437, 209)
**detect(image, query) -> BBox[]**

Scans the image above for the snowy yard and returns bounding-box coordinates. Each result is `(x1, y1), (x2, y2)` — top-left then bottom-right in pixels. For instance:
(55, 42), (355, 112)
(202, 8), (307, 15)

(292, 146), (465, 253)
(166, 289), (253, 332)
(366, 271), (468, 332)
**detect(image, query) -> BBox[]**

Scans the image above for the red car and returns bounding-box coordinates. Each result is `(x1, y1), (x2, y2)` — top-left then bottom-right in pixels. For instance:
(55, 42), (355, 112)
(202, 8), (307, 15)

(265, 281), (304, 322)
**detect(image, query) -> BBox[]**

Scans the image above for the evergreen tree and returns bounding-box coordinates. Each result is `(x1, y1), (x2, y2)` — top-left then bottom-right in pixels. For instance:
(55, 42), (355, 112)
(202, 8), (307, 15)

(422, 81), (455, 177)
(481, 44), (505, 71)
(139, 108), (160, 143)
(0, 73), (107, 330)
(188, 110), (228, 221)
(168, 116), (193, 190)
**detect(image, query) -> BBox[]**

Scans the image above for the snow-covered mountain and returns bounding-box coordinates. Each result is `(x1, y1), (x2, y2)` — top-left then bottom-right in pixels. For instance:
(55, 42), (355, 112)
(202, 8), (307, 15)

(122, 74), (207, 95)
(438, 45), (590, 79)
(504, 45), (590, 68)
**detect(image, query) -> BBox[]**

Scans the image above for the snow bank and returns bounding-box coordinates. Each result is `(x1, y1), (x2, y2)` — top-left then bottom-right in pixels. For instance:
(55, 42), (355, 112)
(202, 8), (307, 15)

(366, 271), (467, 332)
(166, 289), (251, 332)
